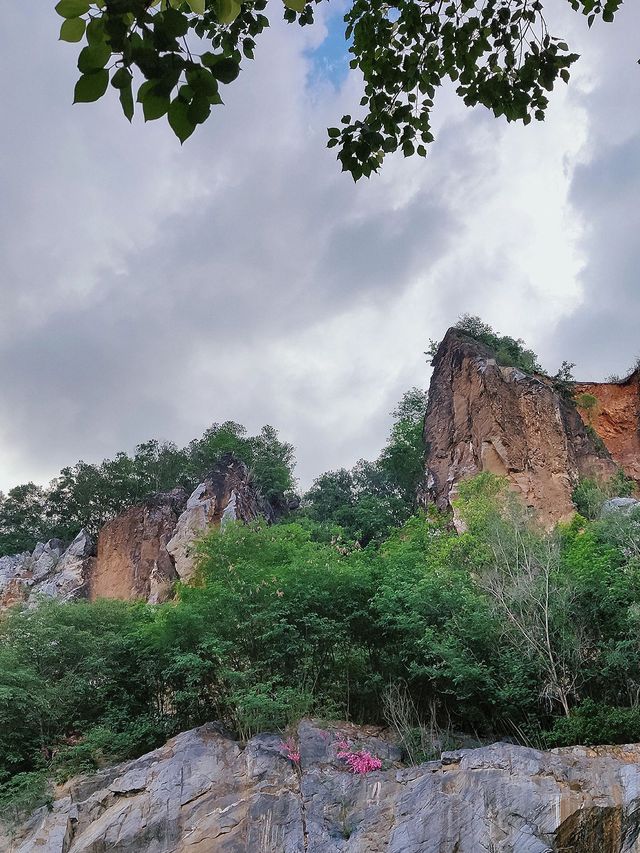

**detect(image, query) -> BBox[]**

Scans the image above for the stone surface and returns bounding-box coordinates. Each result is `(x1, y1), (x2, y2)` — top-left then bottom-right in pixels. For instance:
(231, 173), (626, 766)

(10, 721), (640, 853)
(423, 329), (619, 527)
(0, 530), (95, 609)
(574, 371), (640, 483)
(602, 497), (640, 515)
(89, 488), (188, 603)
(167, 453), (270, 583)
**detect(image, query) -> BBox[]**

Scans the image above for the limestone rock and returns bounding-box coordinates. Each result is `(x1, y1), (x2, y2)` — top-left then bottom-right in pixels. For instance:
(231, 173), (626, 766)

(89, 488), (188, 603)
(167, 453), (269, 583)
(11, 721), (640, 853)
(602, 497), (640, 515)
(0, 531), (95, 609)
(423, 329), (619, 527)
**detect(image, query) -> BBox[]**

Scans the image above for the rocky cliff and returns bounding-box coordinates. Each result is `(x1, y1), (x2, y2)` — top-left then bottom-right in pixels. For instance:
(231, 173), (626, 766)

(574, 370), (640, 482)
(0, 454), (271, 609)
(8, 720), (640, 853)
(0, 531), (95, 610)
(423, 329), (622, 526)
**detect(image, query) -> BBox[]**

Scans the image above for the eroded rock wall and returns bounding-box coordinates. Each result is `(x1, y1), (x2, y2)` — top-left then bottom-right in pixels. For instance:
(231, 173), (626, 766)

(89, 488), (188, 603)
(9, 721), (640, 853)
(574, 371), (640, 483)
(423, 329), (618, 526)
(167, 453), (271, 583)
(0, 454), (273, 609)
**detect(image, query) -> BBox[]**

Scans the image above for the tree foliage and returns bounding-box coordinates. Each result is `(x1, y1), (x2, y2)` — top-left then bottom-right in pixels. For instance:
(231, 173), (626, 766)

(303, 387), (428, 543)
(54, 0), (625, 179)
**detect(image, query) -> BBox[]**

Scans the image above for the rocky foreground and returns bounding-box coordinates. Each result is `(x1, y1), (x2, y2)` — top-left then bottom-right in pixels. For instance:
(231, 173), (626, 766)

(8, 720), (640, 852)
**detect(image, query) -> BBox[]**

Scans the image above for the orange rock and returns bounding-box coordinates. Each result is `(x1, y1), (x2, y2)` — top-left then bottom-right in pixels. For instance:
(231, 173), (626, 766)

(423, 329), (619, 527)
(574, 371), (640, 484)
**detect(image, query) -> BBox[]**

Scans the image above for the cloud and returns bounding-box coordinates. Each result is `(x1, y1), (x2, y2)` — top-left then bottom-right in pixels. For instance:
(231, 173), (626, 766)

(543, 3), (640, 380)
(0, 1), (637, 492)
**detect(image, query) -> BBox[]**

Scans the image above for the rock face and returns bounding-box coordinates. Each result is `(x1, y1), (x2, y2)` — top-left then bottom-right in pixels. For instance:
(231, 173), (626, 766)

(574, 371), (640, 483)
(167, 453), (270, 584)
(89, 488), (188, 604)
(0, 530), (95, 609)
(0, 454), (273, 610)
(10, 721), (640, 853)
(423, 329), (619, 527)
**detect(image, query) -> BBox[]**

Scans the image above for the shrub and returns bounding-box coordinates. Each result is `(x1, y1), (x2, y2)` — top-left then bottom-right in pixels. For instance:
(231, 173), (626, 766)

(0, 772), (52, 830)
(543, 700), (640, 748)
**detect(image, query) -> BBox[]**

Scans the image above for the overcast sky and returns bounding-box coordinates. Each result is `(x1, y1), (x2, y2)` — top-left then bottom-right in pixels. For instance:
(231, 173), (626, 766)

(1, 1), (639, 493)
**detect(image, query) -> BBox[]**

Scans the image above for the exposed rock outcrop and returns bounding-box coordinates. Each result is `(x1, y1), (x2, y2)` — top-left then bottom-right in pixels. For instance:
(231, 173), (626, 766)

(574, 370), (640, 483)
(10, 721), (640, 853)
(0, 454), (274, 610)
(89, 488), (188, 604)
(167, 453), (270, 584)
(423, 329), (619, 526)
(0, 530), (95, 609)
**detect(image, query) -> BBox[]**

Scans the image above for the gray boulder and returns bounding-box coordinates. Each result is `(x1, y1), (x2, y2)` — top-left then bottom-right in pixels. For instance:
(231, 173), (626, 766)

(602, 497), (640, 515)
(9, 721), (640, 852)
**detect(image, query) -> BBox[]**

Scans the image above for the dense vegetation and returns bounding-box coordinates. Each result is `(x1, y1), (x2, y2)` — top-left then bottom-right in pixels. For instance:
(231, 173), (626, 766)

(302, 388), (427, 544)
(0, 421), (295, 557)
(2, 473), (640, 825)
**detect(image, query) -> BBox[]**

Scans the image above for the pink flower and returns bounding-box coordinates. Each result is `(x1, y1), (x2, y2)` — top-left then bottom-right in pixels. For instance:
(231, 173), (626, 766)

(334, 738), (382, 774)
(280, 738), (300, 765)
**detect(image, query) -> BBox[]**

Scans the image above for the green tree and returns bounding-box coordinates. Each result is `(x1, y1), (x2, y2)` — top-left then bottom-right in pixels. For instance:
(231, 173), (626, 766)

(303, 388), (427, 543)
(54, 0), (624, 179)
(0, 484), (48, 556)
(426, 315), (543, 374)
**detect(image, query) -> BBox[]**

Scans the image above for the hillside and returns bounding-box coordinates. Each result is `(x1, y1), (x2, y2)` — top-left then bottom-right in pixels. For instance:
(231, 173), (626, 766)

(2, 320), (640, 851)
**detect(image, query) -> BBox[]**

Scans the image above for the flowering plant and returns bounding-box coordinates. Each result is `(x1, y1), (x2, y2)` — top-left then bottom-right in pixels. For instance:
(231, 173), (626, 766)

(280, 738), (300, 765)
(335, 739), (382, 774)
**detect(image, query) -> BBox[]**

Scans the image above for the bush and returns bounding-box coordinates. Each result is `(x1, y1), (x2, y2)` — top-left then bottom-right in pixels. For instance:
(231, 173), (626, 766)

(0, 772), (52, 830)
(426, 314), (543, 374)
(543, 700), (640, 748)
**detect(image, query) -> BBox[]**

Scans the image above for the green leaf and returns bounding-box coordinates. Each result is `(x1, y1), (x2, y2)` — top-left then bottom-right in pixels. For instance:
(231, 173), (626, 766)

(86, 18), (106, 46)
(208, 58), (240, 84)
(119, 84), (134, 121)
(188, 93), (211, 124)
(54, 0), (90, 18)
(111, 67), (133, 90)
(143, 93), (170, 121)
(217, 0), (241, 24)
(137, 80), (157, 103)
(282, 0), (305, 12)
(168, 99), (196, 143)
(77, 43), (111, 73)
(73, 70), (109, 103)
(59, 17), (85, 42)
(186, 0), (206, 12)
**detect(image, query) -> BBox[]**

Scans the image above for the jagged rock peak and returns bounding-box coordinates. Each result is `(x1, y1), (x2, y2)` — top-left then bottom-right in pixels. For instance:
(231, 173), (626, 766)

(0, 529), (95, 610)
(423, 328), (619, 526)
(166, 452), (273, 584)
(9, 720), (640, 852)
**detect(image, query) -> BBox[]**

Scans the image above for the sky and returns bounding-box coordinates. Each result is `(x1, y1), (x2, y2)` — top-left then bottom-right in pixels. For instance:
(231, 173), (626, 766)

(0, 1), (639, 494)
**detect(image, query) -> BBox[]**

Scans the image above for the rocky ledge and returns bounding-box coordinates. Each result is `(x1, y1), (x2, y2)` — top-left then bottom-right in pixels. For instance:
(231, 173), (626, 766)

(8, 721), (640, 852)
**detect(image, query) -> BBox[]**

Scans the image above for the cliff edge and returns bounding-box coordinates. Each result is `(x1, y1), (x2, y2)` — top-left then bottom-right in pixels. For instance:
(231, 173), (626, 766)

(423, 328), (621, 526)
